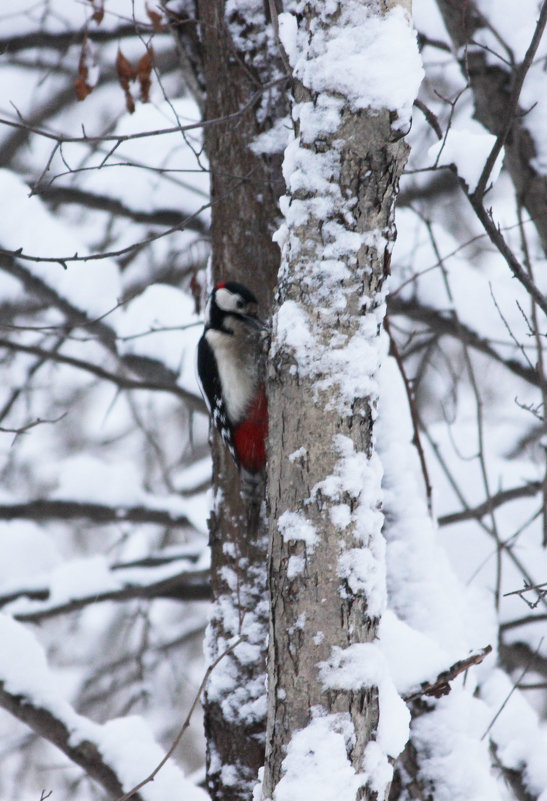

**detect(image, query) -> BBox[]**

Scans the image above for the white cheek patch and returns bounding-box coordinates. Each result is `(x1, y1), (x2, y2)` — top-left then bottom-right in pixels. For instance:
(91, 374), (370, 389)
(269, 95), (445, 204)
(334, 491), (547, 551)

(215, 287), (239, 313)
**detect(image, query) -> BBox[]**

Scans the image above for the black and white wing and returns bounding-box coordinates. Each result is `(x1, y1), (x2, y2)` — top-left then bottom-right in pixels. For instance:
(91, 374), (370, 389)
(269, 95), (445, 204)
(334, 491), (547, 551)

(197, 334), (238, 465)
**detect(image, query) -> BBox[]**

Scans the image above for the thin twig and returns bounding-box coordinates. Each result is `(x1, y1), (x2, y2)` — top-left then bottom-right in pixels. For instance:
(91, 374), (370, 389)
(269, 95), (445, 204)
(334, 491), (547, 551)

(384, 315), (434, 516)
(481, 638), (544, 739)
(114, 637), (243, 801)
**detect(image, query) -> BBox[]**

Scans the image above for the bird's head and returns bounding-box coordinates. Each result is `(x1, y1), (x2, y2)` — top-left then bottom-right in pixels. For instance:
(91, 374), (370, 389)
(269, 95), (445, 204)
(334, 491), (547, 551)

(205, 281), (264, 334)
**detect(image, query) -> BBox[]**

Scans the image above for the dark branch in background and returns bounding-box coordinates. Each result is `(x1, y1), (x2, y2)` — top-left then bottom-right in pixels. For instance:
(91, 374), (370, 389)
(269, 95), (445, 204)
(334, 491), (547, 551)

(388, 296), (540, 387)
(398, 171), (458, 207)
(0, 255), (207, 409)
(0, 338), (206, 412)
(499, 640), (547, 681)
(10, 569), (211, 622)
(0, 24), (167, 55)
(490, 741), (538, 801)
(0, 684), (144, 801)
(438, 481), (542, 526)
(501, 614), (547, 632)
(37, 185), (209, 235)
(0, 85), (76, 168)
(0, 498), (196, 527)
(0, 75), (288, 148)
(0, 254), (117, 348)
(0, 339), (207, 414)
(471, 0), (547, 203)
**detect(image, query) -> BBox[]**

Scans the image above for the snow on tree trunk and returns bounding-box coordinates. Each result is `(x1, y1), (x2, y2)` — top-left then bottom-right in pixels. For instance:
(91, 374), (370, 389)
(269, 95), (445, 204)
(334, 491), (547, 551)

(262, 3), (422, 800)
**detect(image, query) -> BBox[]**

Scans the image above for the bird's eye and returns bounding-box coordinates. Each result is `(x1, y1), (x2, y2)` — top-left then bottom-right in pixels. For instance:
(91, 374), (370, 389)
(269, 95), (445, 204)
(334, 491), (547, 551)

(236, 299), (245, 309)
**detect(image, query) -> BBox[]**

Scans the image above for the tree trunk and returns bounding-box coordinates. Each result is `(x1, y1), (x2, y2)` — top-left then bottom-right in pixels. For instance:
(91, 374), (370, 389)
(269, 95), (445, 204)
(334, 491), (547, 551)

(190, 3), (287, 799)
(262, 2), (418, 799)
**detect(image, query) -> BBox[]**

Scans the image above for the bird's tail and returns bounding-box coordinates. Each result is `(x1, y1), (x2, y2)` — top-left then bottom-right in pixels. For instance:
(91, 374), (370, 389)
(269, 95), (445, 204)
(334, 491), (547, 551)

(240, 468), (265, 532)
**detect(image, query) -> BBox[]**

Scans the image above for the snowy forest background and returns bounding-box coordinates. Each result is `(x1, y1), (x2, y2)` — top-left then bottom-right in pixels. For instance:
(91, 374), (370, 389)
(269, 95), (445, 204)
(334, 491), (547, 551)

(0, 1), (546, 800)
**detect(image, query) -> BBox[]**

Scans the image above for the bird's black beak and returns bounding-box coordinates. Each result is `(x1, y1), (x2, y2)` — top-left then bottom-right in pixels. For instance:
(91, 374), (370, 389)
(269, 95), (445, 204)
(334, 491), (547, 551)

(242, 313), (267, 331)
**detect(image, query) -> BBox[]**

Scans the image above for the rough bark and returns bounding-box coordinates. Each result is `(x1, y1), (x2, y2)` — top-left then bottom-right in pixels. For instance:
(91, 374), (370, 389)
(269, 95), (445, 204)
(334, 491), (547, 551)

(171, 3), (288, 799)
(434, 0), (547, 256)
(263, 3), (414, 799)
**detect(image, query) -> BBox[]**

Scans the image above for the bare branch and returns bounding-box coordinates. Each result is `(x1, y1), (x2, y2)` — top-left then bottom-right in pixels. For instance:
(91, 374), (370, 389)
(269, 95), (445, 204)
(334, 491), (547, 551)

(38, 184), (209, 234)
(464, 196), (547, 317)
(0, 684), (143, 800)
(0, 200), (213, 266)
(0, 498), (196, 528)
(472, 1), (547, 202)
(385, 314), (434, 516)
(438, 481), (542, 526)
(0, 338), (206, 412)
(434, 0), (547, 256)
(9, 569), (211, 622)
(499, 640), (547, 680)
(0, 24), (166, 55)
(404, 645), (492, 702)
(114, 637), (242, 801)
(388, 296), (540, 387)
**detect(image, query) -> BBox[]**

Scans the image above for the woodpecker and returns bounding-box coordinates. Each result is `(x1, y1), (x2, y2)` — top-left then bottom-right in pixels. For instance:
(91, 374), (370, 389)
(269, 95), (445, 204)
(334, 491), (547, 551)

(197, 281), (268, 475)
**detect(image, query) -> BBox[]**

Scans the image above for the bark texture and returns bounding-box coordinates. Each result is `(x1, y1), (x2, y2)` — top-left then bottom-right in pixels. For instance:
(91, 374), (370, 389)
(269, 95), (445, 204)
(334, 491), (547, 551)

(434, 0), (547, 256)
(171, 3), (288, 799)
(263, 2), (414, 799)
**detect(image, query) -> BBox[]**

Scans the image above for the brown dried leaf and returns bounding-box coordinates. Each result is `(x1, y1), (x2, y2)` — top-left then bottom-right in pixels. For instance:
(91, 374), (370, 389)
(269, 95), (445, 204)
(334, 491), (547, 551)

(74, 35), (95, 102)
(116, 48), (137, 114)
(74, 75), (93, 101)
(137, 49), (154, 103)
(125, 93), (136, 114)
(146, 3), (167, 32)
(116, 49), (137, 90)
(87, 0), (104, 25)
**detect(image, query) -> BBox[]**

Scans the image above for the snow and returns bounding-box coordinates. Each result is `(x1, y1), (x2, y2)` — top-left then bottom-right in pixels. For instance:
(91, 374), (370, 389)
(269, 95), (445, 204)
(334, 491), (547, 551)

(480, 669), (547, 798)
(428, 126), (504, 192)
(116, 284), (202, 379)
(278, 510), (318, 550)
(273, 710), (365, 801)
(378, 611), (450, 696)
(275, 299), (384, 413)
(411, 692), (504, 801)
(2, 1), (547, 799)
(0, 522), (60, 584)
(318, 643), (410, 757)
(0, 169), (121, 317)
(377, 350), (498, 659)
(0, 614), (208, 801)
(278, 5), (423, 127)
